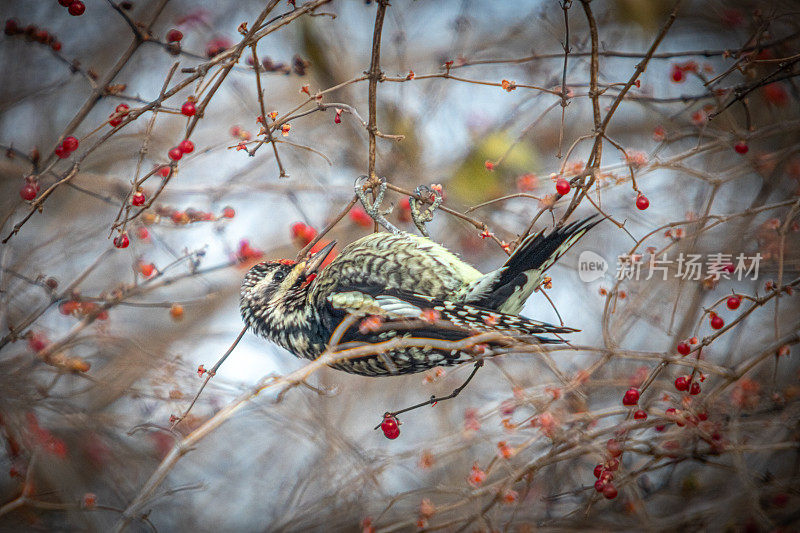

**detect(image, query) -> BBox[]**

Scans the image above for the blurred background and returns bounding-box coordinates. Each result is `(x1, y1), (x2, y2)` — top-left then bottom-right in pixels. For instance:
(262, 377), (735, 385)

(0, 0), (799, 530)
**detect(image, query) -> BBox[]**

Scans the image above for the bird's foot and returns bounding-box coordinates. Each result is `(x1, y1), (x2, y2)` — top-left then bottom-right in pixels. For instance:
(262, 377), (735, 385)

(409, 184), (442, 237)
(354, 175), (401, 234)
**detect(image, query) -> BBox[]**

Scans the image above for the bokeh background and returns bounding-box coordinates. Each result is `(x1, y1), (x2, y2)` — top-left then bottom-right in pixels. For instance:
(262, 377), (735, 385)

(1, 0), (799, 531)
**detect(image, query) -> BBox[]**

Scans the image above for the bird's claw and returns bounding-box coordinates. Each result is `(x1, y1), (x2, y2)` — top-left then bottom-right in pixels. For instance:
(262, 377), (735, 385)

(354, 175), (401, 234)
(410, 185), (442, 237)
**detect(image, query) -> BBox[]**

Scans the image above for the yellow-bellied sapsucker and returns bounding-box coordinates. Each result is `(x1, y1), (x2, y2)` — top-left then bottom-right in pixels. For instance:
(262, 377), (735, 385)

(240, 217), (598, 376)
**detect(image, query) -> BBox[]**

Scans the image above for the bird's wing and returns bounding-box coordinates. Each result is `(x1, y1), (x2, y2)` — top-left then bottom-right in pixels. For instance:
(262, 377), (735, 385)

(324, 287), (576, 347)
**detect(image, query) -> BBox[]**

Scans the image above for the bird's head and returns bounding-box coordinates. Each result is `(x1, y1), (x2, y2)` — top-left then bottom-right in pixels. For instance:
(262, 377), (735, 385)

(240, 241), (336, 332)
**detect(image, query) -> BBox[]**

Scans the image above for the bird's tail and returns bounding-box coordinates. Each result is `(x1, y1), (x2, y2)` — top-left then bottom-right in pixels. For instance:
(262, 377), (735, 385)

(464, 216), (600, 314)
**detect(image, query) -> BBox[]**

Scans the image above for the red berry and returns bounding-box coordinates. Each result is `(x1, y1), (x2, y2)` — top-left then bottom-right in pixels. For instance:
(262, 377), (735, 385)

(28, 333), (48, 352)
(726, 296), (741, 310)
(168, 147), (183, 161)
(593, 464), (603, 478)
(181, 101), (196, 117)
(710, 314), (724, 329)
(68, 1), (85, 16)
(349, 207), (373, 228)
(772, 492), (789, 508)
(555, 179), (570, 196)
(131, 191), (145, 206)
(635, 193), (649, 210)
(83, 492), (97, 509)
(171, 211), (187, 224)
(222, 206), (235, 218)
(115, 103), (130, 115)
(670, 65), (685, 83)
(166, 29), (183, 42)
(58, 0), (73, 6)
(606, 438), (623, 457)
(689, 382), (701, 395)
(51, 41), (62, 51)
(139, 263), (155, 277)
(109, 115), (123, 127)
(633, 409), (648, 420)
(113, 233), (129, 249)
(62, 136), (79, 152)
(380, 415), (400, 439)
(677, 342), (691, 356)
(290, 222), (317, 247)
(622, 388), (640, 406)
(137, 226), (150, 240)
(5, 19), (19, 35)
(734, 141), (749, 154)
(674, 376), (690, 391)
(594, 480), (606, 492)
(20, 183), (37, 201)
(55, 144), (69, 159)
(762, 83), (789, 107)
(158, 166), (170, 178)
(5, 19), (20, 36)
(59, 300), (80, 315)
(178, 140), (194, 154)
(468, 463), (486, 486)
(170, 304), (184, 320)
(602, 483), (618, 499)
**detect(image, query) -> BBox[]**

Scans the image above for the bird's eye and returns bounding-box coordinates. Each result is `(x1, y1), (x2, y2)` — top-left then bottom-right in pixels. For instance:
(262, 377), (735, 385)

(273, 271), (286, 282)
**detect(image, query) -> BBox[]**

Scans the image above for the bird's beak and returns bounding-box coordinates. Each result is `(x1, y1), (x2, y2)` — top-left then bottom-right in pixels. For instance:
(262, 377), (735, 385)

(303, 240), (337, 276)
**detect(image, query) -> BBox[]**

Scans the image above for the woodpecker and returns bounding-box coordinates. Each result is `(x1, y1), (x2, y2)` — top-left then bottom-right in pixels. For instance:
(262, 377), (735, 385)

(240, 217), (598, 376)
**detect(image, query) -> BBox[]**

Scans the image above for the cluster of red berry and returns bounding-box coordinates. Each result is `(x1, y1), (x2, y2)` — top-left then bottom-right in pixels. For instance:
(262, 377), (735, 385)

(4, 19), (63, 51)
(56, 0), (85, 16)
(55, 135), (79, 159)
(168, 140), (194, 161)
(59, 299), (109, 321)
(108, 104), (130, 127)
(147, 204), (230, 225)
(592, 439), (623, 499)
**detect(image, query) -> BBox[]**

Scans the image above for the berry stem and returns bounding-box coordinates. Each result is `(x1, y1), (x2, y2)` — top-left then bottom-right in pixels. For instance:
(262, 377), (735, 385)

(374, 360), (484, 428)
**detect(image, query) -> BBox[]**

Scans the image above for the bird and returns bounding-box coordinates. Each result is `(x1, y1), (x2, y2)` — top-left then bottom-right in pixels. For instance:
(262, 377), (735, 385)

(240, 217), (598, 377)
